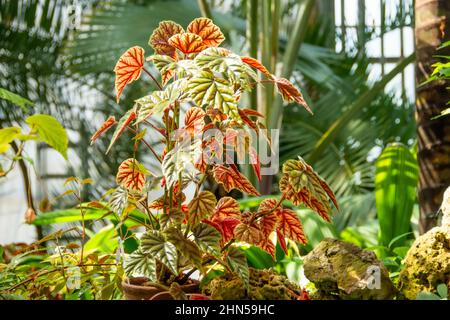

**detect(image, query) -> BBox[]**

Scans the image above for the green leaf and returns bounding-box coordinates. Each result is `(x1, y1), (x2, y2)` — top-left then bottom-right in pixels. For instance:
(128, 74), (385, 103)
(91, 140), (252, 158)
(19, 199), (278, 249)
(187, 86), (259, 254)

(437, 283), (448, 298)
(0, 127), (21, 143)
(135, 79), (186, 123)
(159, 209), (184, 229)
(32, 205), (147, 227)
(0, 88), (34, 111)
(149, 54), (175, 74)
(166, 59), (199, 78)
(84, 225), (118, 253)
(392, 246), (410, 259)
(192, 223), (221, 256)
(124, 249), (156, 281)
(375, 143), (418, 248)
(0, 127), (21, 154)
(243, 245), (275, 269)
(226, 246), (249, 288)
(25, 114), (68, 159)
(194, 48), (256, 86)
(416, 292), (441, 300)
(141, 230), (178, 275)
(388, 232), (413, 249)
(161, 140), (199, 187)
(188, 191), (217, 227)
(165, 227), (202, 269)
(187, 70), (239, 120)
(33, 207), (110, 225)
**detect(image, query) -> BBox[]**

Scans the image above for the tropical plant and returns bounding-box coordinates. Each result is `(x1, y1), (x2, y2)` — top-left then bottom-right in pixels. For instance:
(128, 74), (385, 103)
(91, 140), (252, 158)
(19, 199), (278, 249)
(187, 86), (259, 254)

(375, 143), (418, 250)
(415, 0), (450, 233)
(0, 230), (122, 300)
(84, 17), (337, 296)
(0, 88), (68, 226)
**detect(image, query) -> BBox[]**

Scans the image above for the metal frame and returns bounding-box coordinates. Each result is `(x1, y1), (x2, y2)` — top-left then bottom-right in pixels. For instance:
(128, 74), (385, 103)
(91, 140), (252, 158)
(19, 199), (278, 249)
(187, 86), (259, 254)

(335, 0), (414, 103)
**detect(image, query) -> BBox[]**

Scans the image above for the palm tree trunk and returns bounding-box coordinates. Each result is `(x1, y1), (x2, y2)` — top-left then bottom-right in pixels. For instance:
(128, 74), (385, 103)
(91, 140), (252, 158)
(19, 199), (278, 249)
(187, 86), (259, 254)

(415, 0), (450, 233)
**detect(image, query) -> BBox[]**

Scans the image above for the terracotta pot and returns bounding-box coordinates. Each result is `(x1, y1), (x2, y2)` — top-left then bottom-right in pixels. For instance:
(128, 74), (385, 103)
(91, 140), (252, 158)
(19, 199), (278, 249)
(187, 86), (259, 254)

(121, 277), (200, 300)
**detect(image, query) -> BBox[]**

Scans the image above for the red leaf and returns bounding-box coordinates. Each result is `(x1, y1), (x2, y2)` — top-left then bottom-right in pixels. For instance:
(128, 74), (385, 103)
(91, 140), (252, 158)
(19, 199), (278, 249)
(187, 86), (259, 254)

(276, 207), (307, 245)
(161, 69), (174, 86)
(188, 294), (211, 300)
(114, 46), (145, 103)
(257, 199), (279, 237)
(237, 109), (259, 134)
(279, 157), (337, 222)
(187, 18), (225, 48)
(106, 110), (136, 154)
(184, 107), (205, 134)
(149, 21), (184, 58)
(212, 165), (260, 196)
(319, 179), (339, 212)
(90, 116), (116, 144)
(277, 229), (288, 254)
(214, 197), (241, 219)
(272, 77), (312, 114)
(298, 289), (310, 300)
(168, 33), (205, 54)
(204, 217), (240, 244)
(258, 238), (276, 259)
(234, 221), (263, 245)
(240, 56), (271, 76)
(220, 218), (240, 242)
(240, 108), (264, 117)
(116, 158), (146, 192)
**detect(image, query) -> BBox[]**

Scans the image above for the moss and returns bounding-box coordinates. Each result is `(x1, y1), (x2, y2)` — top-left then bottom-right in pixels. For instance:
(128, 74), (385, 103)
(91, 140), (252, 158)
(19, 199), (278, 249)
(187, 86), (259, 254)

(204, 268), (303, 300)
(398, 227), (450, 300)
(303, 238), (396, 300)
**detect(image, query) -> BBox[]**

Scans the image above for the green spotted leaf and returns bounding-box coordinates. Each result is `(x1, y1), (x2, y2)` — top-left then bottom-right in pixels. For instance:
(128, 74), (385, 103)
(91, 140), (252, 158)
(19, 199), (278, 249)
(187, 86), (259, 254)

(194, 48), (257, 88)
(165, 227), (202, 269)
(141, 230), (178, 275)
(124, 248), (156, 281)
(188, 191), (217, 227)
(135, 79), (187, 123)
(226, 246), (249, 288)
(187, 70), (239, 120)
(192, 223), (221, 256)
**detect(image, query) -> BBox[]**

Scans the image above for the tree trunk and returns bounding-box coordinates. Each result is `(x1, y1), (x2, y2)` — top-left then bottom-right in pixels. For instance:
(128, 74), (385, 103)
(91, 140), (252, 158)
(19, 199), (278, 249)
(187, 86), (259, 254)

(415, 0), (450, 233)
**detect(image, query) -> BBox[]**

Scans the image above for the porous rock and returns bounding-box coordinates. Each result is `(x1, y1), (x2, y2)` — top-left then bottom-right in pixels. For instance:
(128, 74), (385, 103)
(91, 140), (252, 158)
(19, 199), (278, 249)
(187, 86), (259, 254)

(303, 238), (396, 300)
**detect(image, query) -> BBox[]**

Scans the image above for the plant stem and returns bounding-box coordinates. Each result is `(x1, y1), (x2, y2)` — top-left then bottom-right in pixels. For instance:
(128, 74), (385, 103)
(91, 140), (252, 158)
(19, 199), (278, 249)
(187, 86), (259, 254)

(269, 0), (315, 130)
(143, 68), (163, 90)
(126, 126), (162, 163)
(197, 0), (212, 19)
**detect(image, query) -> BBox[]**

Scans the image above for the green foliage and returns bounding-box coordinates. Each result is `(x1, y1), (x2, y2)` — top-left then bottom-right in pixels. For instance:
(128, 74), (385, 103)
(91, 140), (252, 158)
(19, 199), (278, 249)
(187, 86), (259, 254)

(0, 88), (33, 111)
(140, 230), (178, 275)
(427, 41), (450, 117)
(0, 127), (20, 153)
(375, 143), (418, 248)
(416, 284), (448, 300)
(83, 225), (118, 253)
(124, 249), (156, 282)
(0, 239), (122, 300)
(192, 223), (222, 257)
(226, 246), (249, 288)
